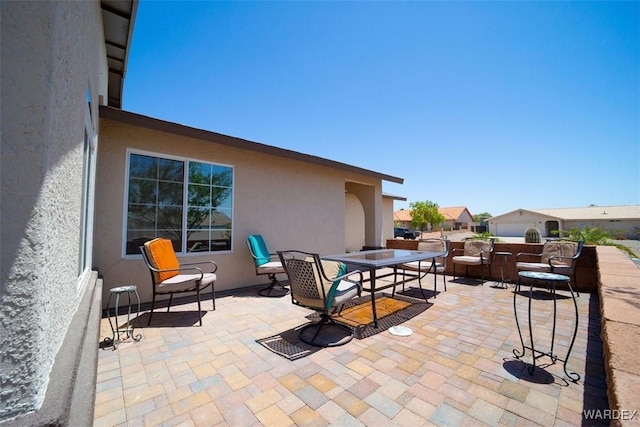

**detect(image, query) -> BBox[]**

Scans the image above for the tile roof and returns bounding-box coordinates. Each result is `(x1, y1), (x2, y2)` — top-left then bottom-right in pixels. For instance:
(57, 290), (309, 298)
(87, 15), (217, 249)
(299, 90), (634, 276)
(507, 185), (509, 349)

(394, 209), (412, 221)
(438, 206), (470, 219)
(490, 205), (640, 221)
(394, 206), (472, 222)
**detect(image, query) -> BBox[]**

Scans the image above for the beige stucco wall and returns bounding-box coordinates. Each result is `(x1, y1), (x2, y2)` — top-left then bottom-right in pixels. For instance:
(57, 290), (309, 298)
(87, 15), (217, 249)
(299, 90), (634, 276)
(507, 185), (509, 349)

(458, 210), (474, 224)
(488, 211), (551, 237)
(382, 197), (396, 244)
(94, 118), (385, 306)
(0, 1), (106, 420)
(345, 193), (365, 252)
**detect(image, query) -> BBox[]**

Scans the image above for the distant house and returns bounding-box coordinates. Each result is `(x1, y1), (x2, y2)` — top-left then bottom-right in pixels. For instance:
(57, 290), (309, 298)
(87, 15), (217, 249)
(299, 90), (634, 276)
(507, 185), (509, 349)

(382, 193), (407, 242)
(438, 206), (475, 230)
(393, 206), (474, 230)
(487, 205), (640, 238)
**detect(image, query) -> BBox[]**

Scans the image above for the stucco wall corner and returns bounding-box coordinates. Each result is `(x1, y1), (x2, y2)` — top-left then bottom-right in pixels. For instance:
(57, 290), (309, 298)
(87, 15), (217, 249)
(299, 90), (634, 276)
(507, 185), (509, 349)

(0, 273), (103, 426)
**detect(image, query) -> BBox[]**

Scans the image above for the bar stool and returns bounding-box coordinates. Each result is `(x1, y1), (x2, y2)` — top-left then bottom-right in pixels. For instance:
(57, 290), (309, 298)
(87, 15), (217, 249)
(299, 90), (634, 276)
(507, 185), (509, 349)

(104, 285), (142, 349)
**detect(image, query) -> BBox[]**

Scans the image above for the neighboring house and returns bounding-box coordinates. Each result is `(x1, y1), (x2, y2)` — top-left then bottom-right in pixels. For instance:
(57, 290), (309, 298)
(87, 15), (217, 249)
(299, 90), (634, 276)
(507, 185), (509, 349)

(394, 208), (416, 229)
(382, 193), (407, 244)
(487, 205), (640, 238)
(393, 206), (475, 230)
(438, 206), (475, 230)
(95, 108), (403, 304)
(1, 1), (404, 424)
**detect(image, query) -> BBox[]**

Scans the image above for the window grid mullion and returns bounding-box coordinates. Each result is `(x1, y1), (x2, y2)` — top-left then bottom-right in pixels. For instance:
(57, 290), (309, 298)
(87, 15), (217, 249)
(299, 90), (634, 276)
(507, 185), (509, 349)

(182, 161), (189, 253)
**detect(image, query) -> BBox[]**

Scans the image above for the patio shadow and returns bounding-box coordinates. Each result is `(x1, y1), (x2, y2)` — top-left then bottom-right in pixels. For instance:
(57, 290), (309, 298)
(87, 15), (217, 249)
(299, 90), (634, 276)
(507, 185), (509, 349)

(450, 277), (487, 286)
(502, 358), (555, 384)
(128, 311), (205, 327)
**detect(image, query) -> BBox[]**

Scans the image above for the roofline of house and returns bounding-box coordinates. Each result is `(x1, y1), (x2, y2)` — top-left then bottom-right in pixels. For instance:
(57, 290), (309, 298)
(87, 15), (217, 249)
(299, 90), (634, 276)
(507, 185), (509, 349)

(99, 106), (404, 184)
(488, 208), (563, 221)
(383, 193), (407, 201)
(101, 0), (138, 108)
(488, 206), (640, 221)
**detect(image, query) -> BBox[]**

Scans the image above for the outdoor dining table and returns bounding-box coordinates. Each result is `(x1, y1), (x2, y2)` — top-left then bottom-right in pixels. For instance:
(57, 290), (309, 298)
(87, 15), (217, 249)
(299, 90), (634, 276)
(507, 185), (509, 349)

(323, 249), (443, 328)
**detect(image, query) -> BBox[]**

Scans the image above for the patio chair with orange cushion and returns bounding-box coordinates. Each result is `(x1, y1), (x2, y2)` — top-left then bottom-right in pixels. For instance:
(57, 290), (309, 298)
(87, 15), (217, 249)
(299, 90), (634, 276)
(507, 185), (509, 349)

(140, 238), (217, 326)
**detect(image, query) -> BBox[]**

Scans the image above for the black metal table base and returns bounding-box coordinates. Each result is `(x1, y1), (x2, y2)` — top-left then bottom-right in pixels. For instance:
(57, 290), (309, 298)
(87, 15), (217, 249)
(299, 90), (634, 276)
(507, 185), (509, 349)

(513, 272), (580, 383)
(104, 285), (142, 350)
(258, 275), (289, 297)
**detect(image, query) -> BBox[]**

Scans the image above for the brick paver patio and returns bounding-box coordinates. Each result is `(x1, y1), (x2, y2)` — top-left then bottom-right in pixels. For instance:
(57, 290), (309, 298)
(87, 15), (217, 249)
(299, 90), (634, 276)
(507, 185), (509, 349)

(94, 271), (608, 426)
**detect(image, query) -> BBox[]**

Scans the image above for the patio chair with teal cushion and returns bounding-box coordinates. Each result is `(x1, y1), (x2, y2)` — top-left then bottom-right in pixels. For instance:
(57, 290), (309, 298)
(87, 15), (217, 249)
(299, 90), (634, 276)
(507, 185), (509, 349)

(247, 234), (288, 297)
(277, 250), (363, 347)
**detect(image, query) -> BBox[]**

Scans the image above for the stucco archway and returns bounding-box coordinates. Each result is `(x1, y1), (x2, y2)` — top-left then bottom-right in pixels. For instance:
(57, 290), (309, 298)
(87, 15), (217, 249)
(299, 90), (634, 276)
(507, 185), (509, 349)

(345, 181), (382, 250)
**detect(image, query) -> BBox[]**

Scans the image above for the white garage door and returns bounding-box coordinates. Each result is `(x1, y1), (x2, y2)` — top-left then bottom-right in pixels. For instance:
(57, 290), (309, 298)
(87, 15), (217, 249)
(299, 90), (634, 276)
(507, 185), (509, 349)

(496, 223), (537, 237)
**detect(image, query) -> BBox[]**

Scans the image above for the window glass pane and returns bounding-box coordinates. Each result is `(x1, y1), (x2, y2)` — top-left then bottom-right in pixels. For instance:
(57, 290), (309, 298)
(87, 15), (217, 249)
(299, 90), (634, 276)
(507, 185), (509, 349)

(186, 231), (231, 252)
(188, 184), (211, 207)
(211, 208), (232, 229)
(211, 165), (232, 187)
(186, 230), (211, 252)
(129, 154), (157, 179)
(158, 181), (183, 206)
(189, 162), (211, 184)
(126, 231), (157, 255)
(128, 178), (157, 204)
(212, 188), (232, 209)
(187, 207), (210, 229)
(157, 206), (183, 231)
(210, 230), (231, 251)
(159, 158), (183, 182)
(128, 205), (156, 229)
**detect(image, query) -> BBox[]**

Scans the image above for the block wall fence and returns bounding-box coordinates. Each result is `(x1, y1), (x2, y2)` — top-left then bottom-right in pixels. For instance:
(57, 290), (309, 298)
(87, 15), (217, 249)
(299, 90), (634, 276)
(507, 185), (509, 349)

(386, 239), (598, 293)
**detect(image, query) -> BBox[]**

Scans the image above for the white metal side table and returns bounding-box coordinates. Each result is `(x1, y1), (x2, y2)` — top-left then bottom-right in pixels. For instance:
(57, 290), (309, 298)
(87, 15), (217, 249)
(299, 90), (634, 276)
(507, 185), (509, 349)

(104, 285), (142, 349)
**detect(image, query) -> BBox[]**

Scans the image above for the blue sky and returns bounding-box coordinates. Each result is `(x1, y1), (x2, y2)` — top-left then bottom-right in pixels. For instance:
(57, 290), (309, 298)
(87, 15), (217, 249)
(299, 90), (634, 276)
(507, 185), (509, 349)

(124, 1), (639, 217)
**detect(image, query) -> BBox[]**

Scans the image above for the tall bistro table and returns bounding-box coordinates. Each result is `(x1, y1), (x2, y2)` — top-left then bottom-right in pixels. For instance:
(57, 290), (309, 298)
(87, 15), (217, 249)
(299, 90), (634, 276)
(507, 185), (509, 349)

(513, 271), (580, 382)
(323, 249), (442, 329)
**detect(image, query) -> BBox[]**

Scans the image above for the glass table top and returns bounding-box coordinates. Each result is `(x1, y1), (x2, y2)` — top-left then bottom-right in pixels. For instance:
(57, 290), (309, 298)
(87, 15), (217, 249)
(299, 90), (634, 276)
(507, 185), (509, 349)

(518, 271), (570, 281)
(323, 249), (442, 267)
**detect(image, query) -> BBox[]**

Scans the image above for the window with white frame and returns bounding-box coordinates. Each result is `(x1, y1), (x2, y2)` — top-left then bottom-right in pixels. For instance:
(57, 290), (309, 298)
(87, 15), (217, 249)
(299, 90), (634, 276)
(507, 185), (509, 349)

(125, 151), (233, 255)
(78, 88), (96, 284)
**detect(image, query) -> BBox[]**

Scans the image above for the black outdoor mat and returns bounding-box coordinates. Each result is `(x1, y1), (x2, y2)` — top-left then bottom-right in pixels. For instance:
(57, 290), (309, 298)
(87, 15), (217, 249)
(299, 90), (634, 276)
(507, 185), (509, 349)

(257, 293), (431, 360)
(256, 324), (322, 361)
